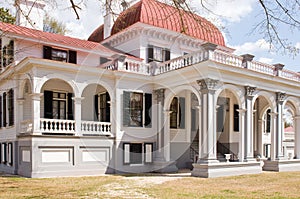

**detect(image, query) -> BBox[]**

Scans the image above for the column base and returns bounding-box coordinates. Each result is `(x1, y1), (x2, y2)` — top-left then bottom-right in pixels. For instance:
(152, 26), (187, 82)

(263, 159), (300, 172)
(192, 161), (262, 178)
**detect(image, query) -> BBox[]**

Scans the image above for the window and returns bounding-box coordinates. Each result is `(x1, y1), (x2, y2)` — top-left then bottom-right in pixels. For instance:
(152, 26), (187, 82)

(1, 40), (14, 68)
(123, 91), (152, 127)
(233, 104), (239, 131)
(266, 109), (271, 133)
(43, 46), (77, 64)
(217, 97), (229, 132)
(123, 143), (153, 165)
(0, 96), (2, 128)
(44, 90), (73, 120)
(94, 92), (110, 122)
(147, 45), (170, 63)
(170, 97), (185, 129)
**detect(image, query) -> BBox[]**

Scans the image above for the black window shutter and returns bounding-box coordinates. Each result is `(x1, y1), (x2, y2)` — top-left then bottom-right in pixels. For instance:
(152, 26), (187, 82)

(43, 46), (52, 59)
(0, 142), (2, 163)
(147, 46), (154, 63)
(44, 90), (53, 119)
(94, 94), (99, 121)
(123, 91), (131, 126)
(179, 97), (185, 129)
(0, 96), (2, 128)
(266, 109), (271, 133)
(67, 93), (74, 120)
(8, 89), (14, 126)
(3, 93), (6, 127)
(144, 93), (152, 128)
(164, 49), (171, 61)
(106, 92), (111, 122)
(68, 50), (77, 64)
(3, 143), (7, 164)
(8, 143), (13, 166)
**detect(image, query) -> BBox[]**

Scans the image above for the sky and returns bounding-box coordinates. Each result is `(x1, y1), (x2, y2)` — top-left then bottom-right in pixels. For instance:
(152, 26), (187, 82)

(1, 0), (300, 71)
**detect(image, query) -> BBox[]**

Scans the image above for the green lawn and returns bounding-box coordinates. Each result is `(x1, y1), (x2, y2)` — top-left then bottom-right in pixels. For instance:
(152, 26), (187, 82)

(1, 172), (300, 198)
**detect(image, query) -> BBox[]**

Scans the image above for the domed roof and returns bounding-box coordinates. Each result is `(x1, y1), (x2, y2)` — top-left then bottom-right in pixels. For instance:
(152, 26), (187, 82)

(89, 0), (225, 46)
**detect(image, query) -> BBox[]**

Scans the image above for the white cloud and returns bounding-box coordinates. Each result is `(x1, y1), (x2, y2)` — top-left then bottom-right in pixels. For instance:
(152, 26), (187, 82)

(258, 57), (273, 64)
(230, 39), (271, 55)
(295, 42), (300, 49)
(192, 0), (256, 23)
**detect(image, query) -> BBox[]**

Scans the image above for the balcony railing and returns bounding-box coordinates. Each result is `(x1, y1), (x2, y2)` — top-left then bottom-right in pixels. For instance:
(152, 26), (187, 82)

(106, 48), (300, 83)
(81, 121), (112, 136)
(40, 118), (76, 134)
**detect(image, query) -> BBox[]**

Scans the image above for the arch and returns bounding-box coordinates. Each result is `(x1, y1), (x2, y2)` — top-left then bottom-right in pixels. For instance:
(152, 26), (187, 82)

(215, 84), (244, 108)
(18, 76), (33, 98)
(80, 79), (114, 100)
(252, 91), (276, 112)
(164, 84), (200, 111)
(35, 74), (80, 97)
(283, 96), (300, 116)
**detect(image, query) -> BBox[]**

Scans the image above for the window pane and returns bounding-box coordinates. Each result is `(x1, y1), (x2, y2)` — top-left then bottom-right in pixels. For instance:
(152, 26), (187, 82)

(130, 143), (143, 164)
(60, 101), (66, 119)
(53, 101), (59, 119)
(130, 93), (143, 127)
(170, 97), (178, 128)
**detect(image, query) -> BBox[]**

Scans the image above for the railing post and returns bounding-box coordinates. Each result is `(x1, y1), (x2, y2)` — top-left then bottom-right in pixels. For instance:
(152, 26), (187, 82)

(201, 42), (217, 60)
(274, 63), (285, 77)
(73, 97), (84, 136)
(30, 93), (43, 134)
(241, 54), (255, 69)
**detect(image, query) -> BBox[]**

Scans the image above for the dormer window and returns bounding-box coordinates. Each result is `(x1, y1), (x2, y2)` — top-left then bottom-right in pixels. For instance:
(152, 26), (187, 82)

(43, 46), (77, 64)
(147, 45), (170, 63)
(1, 39), (14, 68)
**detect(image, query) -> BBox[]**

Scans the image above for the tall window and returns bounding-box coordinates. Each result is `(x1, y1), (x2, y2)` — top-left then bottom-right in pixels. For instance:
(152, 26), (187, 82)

(170, 97), (185, 129)
(123, 91), (152, 127)
(147, 45), (170, 63)
(233, 104), (239, 131)
(266, 109), (271, 133)
(8, 89), (14, 126)
(43, 46), (77, 64)
(94, 92), (110, 122)
(44, 90), (73, 120)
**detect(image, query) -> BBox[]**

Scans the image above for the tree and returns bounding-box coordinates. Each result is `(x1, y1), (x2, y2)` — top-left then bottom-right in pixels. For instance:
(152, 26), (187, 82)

(10, 0), (300, 53)
(0, 7), (15, 24)
(43, 15), (68, 35)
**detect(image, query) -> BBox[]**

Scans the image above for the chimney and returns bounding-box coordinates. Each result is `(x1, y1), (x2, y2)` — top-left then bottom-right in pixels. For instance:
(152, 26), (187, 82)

(15, 0), (45, 31)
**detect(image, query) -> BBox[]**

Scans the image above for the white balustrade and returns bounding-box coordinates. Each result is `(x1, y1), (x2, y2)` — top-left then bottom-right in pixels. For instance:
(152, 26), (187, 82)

(40, 118), (76, 134)
(120, 60), (152, 75)
(212, 51), (243, 67)
(81, 121), (112, 136)
(247, 61), (275, 75)
(280, 69), (300, 81)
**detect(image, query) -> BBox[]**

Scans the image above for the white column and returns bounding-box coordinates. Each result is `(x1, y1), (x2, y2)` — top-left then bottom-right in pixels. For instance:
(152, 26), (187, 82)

(245, 86), (256, 160)
(294, 116), (300, 159)
(257, 119), (264, 157)
(197, 79), (219, 162)
(31, 93), (43, 134)
(237, 109), (246, 162)
(276, 92), (286, 158)
(269, 112), (278, 161)
(73, 97), (84, 136)
(196, 106), (203, 159)
(163, 110), (171, 162)
(154, 89), (165, 159)
(16, 98), (24, 133)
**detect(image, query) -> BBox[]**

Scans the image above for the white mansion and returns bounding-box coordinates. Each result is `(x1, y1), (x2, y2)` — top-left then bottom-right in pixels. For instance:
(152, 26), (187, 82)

(0, 0), (300, 178)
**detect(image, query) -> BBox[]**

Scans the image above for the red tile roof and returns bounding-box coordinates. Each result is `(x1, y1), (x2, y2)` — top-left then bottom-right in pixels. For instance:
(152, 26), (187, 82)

(0, 22), (114, 53)
(89, 0), (225, 46)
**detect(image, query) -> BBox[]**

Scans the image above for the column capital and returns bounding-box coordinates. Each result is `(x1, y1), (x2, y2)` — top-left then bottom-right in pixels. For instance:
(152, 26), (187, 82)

(269, 112), (278, 118)
(245, 86), (256, 98)
(237, 108), (247, 115)
(72, 97), (85, 104)
(154, 88), (165, 102)
(276, 92), (286, 104)
(30, 93), (43, 101)
(197, 78), (220, 92)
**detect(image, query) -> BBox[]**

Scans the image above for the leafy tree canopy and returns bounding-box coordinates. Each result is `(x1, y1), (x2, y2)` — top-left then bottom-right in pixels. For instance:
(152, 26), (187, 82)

(0, 7), (15, 24)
